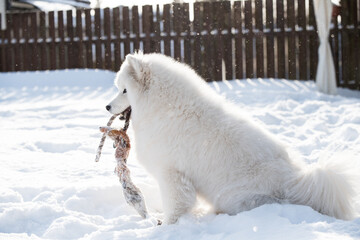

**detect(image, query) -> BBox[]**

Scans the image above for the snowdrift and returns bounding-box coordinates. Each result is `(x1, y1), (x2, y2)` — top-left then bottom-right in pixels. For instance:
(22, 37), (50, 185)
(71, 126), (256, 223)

(1, 70), (360, 240)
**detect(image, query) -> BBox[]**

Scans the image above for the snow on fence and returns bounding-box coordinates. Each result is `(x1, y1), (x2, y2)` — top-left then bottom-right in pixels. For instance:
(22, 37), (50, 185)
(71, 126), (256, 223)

(0, 0), (359, 89)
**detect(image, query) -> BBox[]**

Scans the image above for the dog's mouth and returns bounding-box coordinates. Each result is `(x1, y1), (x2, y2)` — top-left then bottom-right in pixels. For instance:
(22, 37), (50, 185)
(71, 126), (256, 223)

(119, 106), (132, 120)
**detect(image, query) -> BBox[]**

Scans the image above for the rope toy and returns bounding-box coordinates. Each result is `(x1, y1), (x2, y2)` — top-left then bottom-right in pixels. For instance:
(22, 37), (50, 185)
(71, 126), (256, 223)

(94, 114), (119, 162)
(95, 108), (161, 224)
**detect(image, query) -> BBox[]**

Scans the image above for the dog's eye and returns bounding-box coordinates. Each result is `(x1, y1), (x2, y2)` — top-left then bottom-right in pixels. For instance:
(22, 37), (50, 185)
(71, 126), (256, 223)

(123, 89), (127, 94)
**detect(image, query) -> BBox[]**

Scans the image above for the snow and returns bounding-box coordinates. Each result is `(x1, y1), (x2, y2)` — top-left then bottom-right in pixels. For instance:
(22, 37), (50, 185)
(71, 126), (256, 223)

(1, 69), (360, 240)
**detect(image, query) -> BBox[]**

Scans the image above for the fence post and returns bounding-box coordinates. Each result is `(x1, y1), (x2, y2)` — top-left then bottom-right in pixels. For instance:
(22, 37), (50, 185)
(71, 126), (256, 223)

(58, 11), (66, 69)
(330, 6), (340, 86)
(255, 0), (264, 78)
(132, 6), (140, 51)
(287, 0), (296, 79)
(266, 0), (275, 78)
(104, 8), (112, 70)
(85, 9), (93, 69)
(223, 1), (233, 80)
(201, 1), (211, 80)
(341, 0), (359, 89)
(122, 6), (130, 57)
(213, 1), (224, 81)
(153, 5), (161, 53)
(66, 10), (74, 69)
(39, 12), (47, 70)
(173, 3), (182, 60)
(13, 13), (21, 71)
(142, 5), (152, 53)
(183, 3), (191, 65)
(193, 2), (203, 77)
(76, 9), (84, 69)
(48, 11), (56, 70)
(113, 7), (121, 71)
(31, 12), (39, 70)
(244, 0), (254, 78)
(297, 0), (307, 80)
(163, 4), (171, 57)
(308, 0), (318, 81)
(234, 1), (243, 80)
(354, 0), (360, 89)
(276, 0), (285, 79)
(94, 8), (102, 69)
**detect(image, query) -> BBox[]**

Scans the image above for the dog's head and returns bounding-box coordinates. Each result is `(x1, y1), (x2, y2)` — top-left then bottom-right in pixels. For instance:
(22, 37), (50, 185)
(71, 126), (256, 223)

(106, 52), (150, 116)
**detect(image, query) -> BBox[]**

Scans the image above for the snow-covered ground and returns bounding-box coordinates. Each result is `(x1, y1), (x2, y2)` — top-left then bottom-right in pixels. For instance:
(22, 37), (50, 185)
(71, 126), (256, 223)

(1, 69), (360, 240)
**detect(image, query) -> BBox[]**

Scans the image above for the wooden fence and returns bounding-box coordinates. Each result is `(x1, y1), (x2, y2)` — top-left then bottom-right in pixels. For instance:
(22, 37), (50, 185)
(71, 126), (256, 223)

(0, 0), (359, 89)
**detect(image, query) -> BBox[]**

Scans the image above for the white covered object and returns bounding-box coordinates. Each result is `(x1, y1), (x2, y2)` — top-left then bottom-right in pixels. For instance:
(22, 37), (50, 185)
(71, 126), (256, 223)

(314, 0), (337, 95)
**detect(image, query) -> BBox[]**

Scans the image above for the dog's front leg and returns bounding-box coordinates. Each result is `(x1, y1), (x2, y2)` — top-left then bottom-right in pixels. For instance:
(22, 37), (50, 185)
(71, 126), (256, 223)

(159, 169), (196, 224)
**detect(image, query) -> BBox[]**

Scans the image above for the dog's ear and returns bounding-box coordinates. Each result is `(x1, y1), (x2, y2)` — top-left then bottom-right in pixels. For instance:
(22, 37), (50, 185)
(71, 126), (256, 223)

(126, 54), (150, 90)
(126, 54), (142, 78)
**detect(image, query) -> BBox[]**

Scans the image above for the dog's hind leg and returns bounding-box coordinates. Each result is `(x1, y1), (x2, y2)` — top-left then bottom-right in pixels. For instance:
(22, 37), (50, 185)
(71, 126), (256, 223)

(239, 194), (282, 211)
(159, 169), (196, 224)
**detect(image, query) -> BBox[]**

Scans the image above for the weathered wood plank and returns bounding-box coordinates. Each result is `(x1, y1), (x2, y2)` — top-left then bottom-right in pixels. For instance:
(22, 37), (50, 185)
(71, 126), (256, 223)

(234, 1), (243, 79)
(266, 0), (275, 78)
(255, 0), (264, 78)
(276, 0), (285, 79)
(244, 0), (254, 78)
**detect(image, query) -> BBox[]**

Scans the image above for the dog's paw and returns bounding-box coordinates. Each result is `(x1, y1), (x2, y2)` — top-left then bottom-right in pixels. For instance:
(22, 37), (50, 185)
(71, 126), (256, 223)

(163, 215), (180, 225)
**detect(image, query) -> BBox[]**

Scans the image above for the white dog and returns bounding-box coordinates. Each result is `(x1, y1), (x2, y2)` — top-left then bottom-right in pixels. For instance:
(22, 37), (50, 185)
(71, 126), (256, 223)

(106, 52), (355, 224)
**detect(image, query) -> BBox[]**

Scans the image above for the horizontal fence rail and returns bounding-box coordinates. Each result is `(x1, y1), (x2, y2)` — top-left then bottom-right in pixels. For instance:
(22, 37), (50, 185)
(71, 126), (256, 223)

(0, 0), (359, 89)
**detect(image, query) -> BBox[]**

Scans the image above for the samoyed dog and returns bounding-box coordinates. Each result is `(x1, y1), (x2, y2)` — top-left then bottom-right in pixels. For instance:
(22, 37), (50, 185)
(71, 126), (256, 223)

(106, 52), (355, 224)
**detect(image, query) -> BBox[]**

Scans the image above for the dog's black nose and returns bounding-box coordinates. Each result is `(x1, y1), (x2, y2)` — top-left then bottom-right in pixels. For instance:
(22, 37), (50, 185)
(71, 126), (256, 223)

(106, 105), (111, 111)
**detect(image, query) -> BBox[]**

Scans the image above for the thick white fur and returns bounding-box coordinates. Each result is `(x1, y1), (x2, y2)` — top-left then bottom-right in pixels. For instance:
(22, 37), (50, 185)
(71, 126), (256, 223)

(107, 52), (355, 224)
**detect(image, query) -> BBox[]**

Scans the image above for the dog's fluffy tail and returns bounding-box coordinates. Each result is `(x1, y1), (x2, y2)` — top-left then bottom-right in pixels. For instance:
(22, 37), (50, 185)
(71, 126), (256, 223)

(286, 158), (357, 220)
